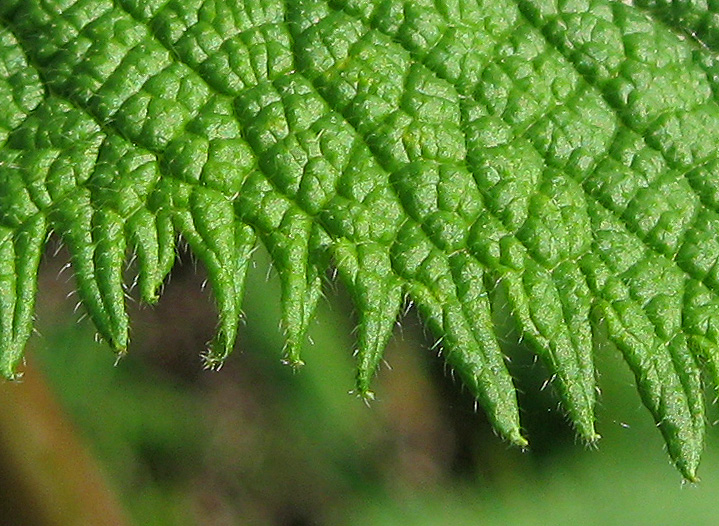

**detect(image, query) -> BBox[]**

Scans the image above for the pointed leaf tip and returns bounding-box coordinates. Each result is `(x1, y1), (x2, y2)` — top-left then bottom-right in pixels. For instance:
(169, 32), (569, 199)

(356, 389), (376, 404)
(511, 432), (529, 450)
(281, 356), (306, 372)
(202, 353), (225, 372)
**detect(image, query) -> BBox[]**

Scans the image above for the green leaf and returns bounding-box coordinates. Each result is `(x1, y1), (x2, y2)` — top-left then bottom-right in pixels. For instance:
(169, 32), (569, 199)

(0, 0), (718, 479)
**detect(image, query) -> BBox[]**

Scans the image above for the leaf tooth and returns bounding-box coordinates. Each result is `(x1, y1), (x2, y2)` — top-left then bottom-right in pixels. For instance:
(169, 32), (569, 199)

(263, 211), (325, 369)
(174, 188), (255, 367)
(447, 251), (527, 447)
(391, 222), (525, 445)
(411, 288), (520, 446)
(0, 215), (46, 378)
(433, 294), (527, 447)
(205, 220), (256, 368)
(584, 197), (706, 475)
(126, 207), (175, 304)
(93, 208), (129, 346)
(51, 190), (129, 352)
(502, 263), (599, 443)
(334, 240), (403, 399)
(599, 299), (704, 481)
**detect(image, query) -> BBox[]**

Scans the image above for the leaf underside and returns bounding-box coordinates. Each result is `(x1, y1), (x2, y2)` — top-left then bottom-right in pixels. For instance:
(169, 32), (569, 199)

(0, 0), (718, 479)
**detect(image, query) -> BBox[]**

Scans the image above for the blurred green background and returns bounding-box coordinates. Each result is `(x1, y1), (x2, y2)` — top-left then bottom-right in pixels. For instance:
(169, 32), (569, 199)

(4, 241), (718, 525)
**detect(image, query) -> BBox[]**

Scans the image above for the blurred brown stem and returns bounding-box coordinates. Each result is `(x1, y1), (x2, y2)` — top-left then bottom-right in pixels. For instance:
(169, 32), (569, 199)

(0, 359), (130, 526)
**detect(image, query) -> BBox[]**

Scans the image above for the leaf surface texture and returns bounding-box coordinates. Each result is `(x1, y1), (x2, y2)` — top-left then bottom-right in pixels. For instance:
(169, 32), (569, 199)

(0, 0), (717, 479)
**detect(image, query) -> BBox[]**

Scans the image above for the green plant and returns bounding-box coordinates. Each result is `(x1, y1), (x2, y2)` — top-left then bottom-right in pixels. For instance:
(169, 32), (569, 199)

(0, 0), (718, 481)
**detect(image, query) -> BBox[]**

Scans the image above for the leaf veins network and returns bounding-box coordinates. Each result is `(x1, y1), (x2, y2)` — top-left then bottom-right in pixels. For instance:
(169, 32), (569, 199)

(0, 0), (718, 480)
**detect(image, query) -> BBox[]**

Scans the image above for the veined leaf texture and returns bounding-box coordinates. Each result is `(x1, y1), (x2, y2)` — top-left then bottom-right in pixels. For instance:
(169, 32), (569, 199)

(0, 0), (718, 479)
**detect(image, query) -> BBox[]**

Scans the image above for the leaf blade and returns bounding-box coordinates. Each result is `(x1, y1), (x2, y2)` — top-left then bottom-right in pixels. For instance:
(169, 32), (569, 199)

(2, 0), (719, 478)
